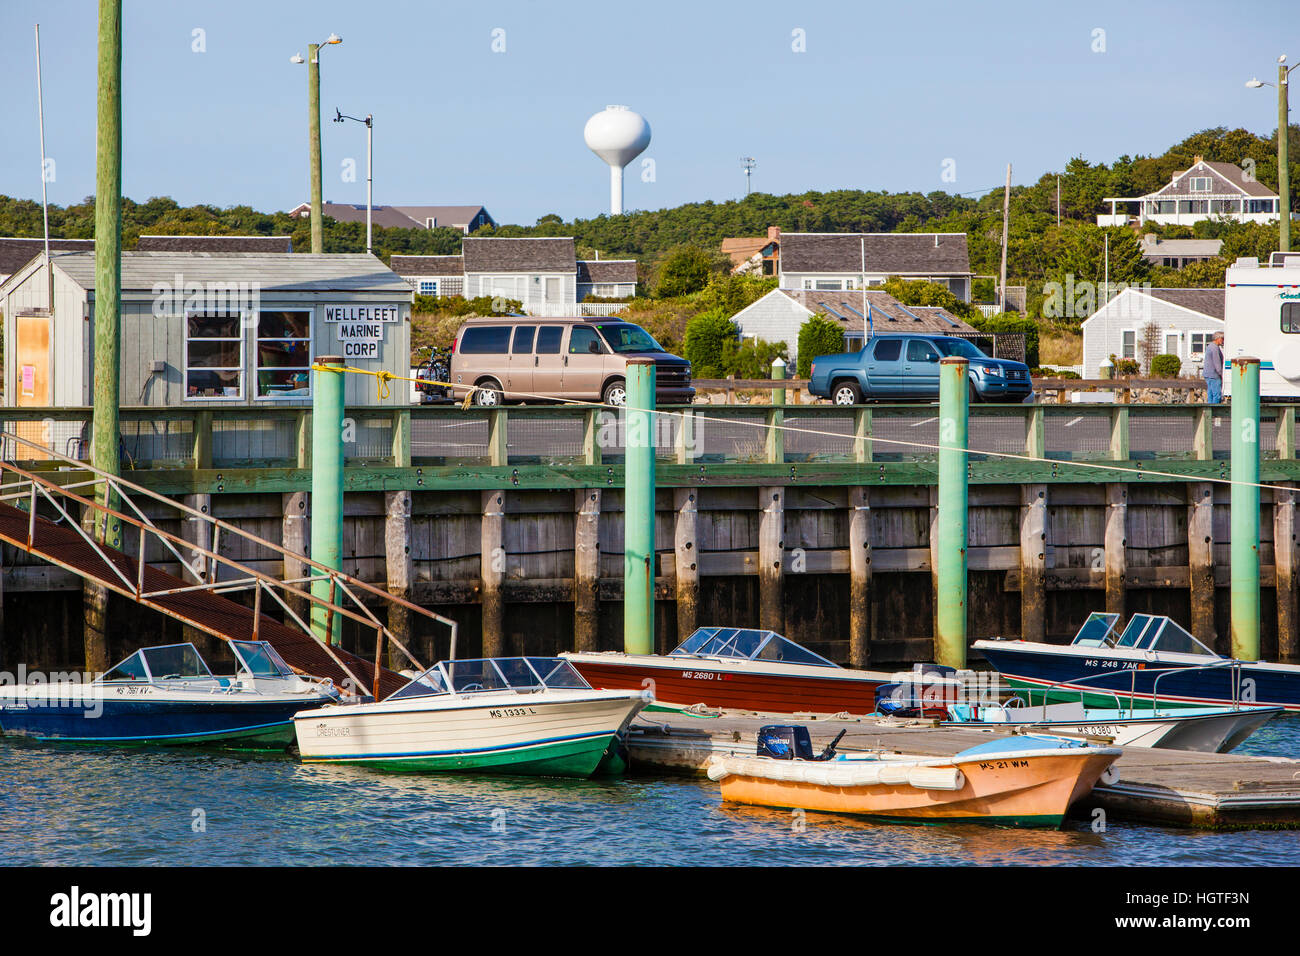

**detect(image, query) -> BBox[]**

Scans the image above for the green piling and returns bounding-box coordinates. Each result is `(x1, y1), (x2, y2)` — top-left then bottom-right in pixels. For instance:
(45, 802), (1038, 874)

(624, 359), (656, 654)
(936, 357), (969, 668)
(1230, 356), (1261, 661)
(310, 356), (345, 645)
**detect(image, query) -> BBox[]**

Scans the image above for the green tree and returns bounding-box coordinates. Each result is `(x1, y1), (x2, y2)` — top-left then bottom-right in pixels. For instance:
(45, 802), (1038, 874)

(968, 312), (1040, 367)
(682, 309), (739, 378)
(654, 244), (728, 298)
(720, 337), (788, 378)
(796, 315), (847, 377)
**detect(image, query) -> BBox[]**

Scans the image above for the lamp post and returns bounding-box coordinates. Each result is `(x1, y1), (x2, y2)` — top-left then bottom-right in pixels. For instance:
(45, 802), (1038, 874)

(1247, 54), (1295, 253)
(290, 33), (342, 254)
(334, 108), (373, 255)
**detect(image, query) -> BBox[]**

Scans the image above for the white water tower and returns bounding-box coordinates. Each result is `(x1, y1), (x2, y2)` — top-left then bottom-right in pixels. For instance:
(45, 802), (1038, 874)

(583, 105), (651, 216)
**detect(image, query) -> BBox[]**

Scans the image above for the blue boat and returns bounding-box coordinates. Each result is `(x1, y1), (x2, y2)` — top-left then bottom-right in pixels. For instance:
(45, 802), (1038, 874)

(0, 641), (340, 748)
(975, 613), (1300, 713)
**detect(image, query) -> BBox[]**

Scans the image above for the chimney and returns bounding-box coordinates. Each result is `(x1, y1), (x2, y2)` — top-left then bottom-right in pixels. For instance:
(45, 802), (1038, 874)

(767, 225), (781, 242)
(1193, 154), (1203, 165)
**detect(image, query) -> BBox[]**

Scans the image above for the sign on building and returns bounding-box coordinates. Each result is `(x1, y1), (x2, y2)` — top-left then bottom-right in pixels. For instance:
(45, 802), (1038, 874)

(324, 304), (400, 358)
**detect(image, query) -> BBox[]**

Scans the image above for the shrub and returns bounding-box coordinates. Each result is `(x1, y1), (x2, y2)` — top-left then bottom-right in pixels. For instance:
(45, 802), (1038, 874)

(411, 294), (521, 316)
(682, 309), (739, 378)
(720, 337), (789, 379)
(1150, 354), (1181, 378)
(654, 244), (728, 298)
(796, 315), (847, 378)
(1111, 357), (1140, 376)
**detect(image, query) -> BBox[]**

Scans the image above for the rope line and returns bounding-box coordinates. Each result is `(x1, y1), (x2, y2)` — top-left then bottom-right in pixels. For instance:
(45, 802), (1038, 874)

(312, 364), (1297, 495)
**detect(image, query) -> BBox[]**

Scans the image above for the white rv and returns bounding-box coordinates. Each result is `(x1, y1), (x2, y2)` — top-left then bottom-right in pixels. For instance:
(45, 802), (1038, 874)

(1224, 252), (1300, 398)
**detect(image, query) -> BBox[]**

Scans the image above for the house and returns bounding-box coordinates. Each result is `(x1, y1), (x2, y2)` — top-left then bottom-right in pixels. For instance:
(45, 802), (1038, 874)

(289, 202), (495, 233)
(1098, 157), (1282, 227)
(778, 232), (973, 301)
(136, 235), (293, 253)
(1080, 287), (1223, 377)
(1139, 236), (1223, 269)
(393, 238), (638, 315)
(0, 251), (412, 410)
(721, 226), (781, 275)
(0, 237), (95, 287)
(730, 288), (978, 365)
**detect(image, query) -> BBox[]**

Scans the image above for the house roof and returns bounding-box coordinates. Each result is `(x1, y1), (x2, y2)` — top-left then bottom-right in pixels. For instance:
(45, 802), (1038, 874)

(44, 251), (410, 294)
(462, 237), (576, 273)
(577, 259), (637, 283)
(781, 289), (977, 334)
(136, 235), (293, 253)
(1139, 237), (1224, 258)
(1145, 287), (1226, 320)
(391, 255), (465, 276)
(293, 203), (494, 231)
(0, 237), (95, 277)
(779, 233), (972, 276)
(720, 237), (776, 268)
(1150, 161), (1277, 199)
(392, 205), (493, 229)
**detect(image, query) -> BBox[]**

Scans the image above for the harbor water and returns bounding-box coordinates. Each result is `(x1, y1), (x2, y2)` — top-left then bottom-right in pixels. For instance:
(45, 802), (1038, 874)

(3, 719), (1300, 866)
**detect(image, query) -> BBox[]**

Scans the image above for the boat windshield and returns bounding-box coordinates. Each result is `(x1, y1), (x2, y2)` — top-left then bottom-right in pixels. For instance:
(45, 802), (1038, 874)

(100, 643), (213, 682)
(230, 640), (295, 678)
(1069, 612), (1122, 647)
(386, 657), (592, 701)
(669, 627), (840, 668)
(1113, 614), (1218, 657)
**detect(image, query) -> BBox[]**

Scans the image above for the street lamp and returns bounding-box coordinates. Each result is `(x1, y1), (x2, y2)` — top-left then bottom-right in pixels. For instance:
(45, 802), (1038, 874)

(334, 109), (374, 255)
(290, 33), (343, 253)
(1246, 54), (1296, 253)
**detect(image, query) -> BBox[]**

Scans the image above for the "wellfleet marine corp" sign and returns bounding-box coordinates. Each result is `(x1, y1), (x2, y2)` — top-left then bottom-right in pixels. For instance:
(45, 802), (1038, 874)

(324, 305), (400, 358)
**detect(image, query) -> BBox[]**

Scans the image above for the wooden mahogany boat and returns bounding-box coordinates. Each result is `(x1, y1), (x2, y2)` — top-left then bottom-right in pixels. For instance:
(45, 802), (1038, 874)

(562, 627), (892, 716)
(708, 728), (1121, 828)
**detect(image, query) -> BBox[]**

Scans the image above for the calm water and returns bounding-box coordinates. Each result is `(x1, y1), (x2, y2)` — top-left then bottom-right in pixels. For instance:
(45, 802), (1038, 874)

(3, 719), (1300, 866)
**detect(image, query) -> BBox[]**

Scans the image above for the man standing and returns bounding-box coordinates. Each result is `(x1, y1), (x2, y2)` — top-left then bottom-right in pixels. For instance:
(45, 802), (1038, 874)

(1203, 331), (1225, 404)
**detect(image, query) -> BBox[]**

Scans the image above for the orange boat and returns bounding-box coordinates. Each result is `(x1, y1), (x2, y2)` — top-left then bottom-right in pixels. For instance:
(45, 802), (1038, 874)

(707, 730), (1120, 828)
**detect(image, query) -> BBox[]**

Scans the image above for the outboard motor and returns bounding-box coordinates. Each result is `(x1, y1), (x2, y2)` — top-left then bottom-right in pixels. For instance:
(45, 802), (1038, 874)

(757, 725), (816, 761)
(875, 665), (960, 719)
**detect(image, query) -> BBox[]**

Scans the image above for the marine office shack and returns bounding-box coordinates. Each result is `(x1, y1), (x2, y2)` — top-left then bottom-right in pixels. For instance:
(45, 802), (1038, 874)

(0, 251), (413, 410)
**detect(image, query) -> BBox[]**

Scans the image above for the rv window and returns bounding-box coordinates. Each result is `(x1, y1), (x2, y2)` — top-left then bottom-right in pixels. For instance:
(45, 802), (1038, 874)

(459, 326), (512, 354)
(1282, 304), (1300, 334)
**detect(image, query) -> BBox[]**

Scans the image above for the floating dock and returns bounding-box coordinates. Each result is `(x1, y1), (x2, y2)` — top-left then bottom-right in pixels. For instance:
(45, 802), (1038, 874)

(627, 709), (1300, 830)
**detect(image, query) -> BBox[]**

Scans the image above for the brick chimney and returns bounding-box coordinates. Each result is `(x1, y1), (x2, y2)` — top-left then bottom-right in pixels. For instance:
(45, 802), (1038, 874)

(767, 225), (781, 242)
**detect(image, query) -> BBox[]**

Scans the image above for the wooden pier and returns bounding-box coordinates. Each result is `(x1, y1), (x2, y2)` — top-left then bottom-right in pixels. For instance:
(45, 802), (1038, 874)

(627, 709), (1300, 830)
(2, 400), (1300, 669)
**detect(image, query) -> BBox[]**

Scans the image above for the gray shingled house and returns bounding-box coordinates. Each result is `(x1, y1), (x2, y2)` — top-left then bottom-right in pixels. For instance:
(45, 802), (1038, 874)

(778, 233), (974, 302)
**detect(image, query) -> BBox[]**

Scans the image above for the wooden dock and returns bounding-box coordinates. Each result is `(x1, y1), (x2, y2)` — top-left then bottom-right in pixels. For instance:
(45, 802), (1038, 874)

(626, 709), (1300, 830)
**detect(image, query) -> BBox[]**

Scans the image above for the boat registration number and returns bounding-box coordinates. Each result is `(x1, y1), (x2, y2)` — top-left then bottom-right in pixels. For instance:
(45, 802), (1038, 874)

(1083, 659), (1142, 670)
(976, 759), (1029, 770)
(682, 672), (716, 680)
(489, 707), (536, 718)
(1072, 725), (1116, 736)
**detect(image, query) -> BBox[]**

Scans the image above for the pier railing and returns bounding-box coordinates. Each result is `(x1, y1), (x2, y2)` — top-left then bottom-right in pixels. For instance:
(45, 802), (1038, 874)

(0, 402), (1294, 472)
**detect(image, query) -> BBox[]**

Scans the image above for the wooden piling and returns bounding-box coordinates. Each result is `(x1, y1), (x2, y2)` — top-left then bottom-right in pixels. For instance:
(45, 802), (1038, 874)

(1275, 484), (1298, 662)
(180, 493), (218, 658)
(384, 489), (414, 669)
(82, 582), (110, 672)
(281, 491), (310, 623)
(759, 486), (784, 633)
(848, 486), (872, 666)
(574, 489), (601, 652)
(481, 489), (506, 657)
(674, 488), (699, 641)
(1020, 484), (1047, 642)
(1105, 484), (1127, 619)
(1188, 482), (1216, 648)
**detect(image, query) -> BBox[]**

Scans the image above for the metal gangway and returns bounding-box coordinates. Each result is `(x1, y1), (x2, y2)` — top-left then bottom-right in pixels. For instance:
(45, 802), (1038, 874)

(0, 430), (454, 699)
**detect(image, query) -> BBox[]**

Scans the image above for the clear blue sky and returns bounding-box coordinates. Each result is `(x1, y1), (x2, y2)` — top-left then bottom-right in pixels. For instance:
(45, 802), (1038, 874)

(0, 0), (1295, 225)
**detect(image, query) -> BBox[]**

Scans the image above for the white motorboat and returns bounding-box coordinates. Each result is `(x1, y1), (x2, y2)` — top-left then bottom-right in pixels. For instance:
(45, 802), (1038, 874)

(293, 656), (648, 777)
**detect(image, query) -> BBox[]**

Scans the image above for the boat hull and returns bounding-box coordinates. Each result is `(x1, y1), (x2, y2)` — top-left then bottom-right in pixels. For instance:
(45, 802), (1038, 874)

(714, 750), (1119, 828)
(977, 640), (1300, 712)
(294, 691), (646, 779)
(564, 653), (887, 716)
(0, 696), (319, 749)
(944, 707), (1281, 753)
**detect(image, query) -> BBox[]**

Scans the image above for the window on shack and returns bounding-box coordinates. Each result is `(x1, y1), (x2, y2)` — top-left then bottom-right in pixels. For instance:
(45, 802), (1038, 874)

(186, 312), (244, 400)
(256, 311), (312, 399)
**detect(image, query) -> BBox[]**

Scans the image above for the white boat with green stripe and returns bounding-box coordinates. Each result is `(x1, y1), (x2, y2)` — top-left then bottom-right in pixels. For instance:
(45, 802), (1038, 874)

(293, 657), (648, 778)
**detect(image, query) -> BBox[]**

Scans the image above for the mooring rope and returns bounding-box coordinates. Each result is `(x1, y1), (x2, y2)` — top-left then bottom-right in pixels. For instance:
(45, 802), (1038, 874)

(312, 363), (1298, 496)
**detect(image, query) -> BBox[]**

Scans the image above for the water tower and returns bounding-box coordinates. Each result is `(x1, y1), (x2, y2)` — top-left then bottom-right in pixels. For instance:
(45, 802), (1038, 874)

(583, 105), (651, 216)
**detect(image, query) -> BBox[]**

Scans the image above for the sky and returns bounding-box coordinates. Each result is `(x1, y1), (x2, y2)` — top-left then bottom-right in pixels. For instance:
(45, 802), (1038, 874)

(0, 0), (1295, 226)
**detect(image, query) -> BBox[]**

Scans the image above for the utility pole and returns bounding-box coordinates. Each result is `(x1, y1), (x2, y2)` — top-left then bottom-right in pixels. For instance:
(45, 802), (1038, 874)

(1281, 59), (1292, 253)
(308, 42), (323, 253)
(335, 109), (373, 254)
(1056, 175), (1061, 228)
(999, 163), (1011, 313)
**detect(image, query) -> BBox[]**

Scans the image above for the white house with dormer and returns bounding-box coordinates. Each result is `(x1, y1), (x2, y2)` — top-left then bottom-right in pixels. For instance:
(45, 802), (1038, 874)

(1098, 158), (1283, 227)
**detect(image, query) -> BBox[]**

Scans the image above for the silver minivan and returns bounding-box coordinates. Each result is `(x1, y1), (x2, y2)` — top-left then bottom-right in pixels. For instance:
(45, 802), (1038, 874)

(449, 317), (694, 406)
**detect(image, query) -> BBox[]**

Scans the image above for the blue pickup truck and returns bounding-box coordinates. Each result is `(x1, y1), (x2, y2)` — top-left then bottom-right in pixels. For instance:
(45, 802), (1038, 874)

(808, 334), (1033, 404)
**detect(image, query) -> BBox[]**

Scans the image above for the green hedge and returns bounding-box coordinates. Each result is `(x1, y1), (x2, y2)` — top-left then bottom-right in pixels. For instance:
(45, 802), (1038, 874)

(796, 315), (847, 378)
(968, 312), (1039, 367)
(1150, 354), (1181, 378)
